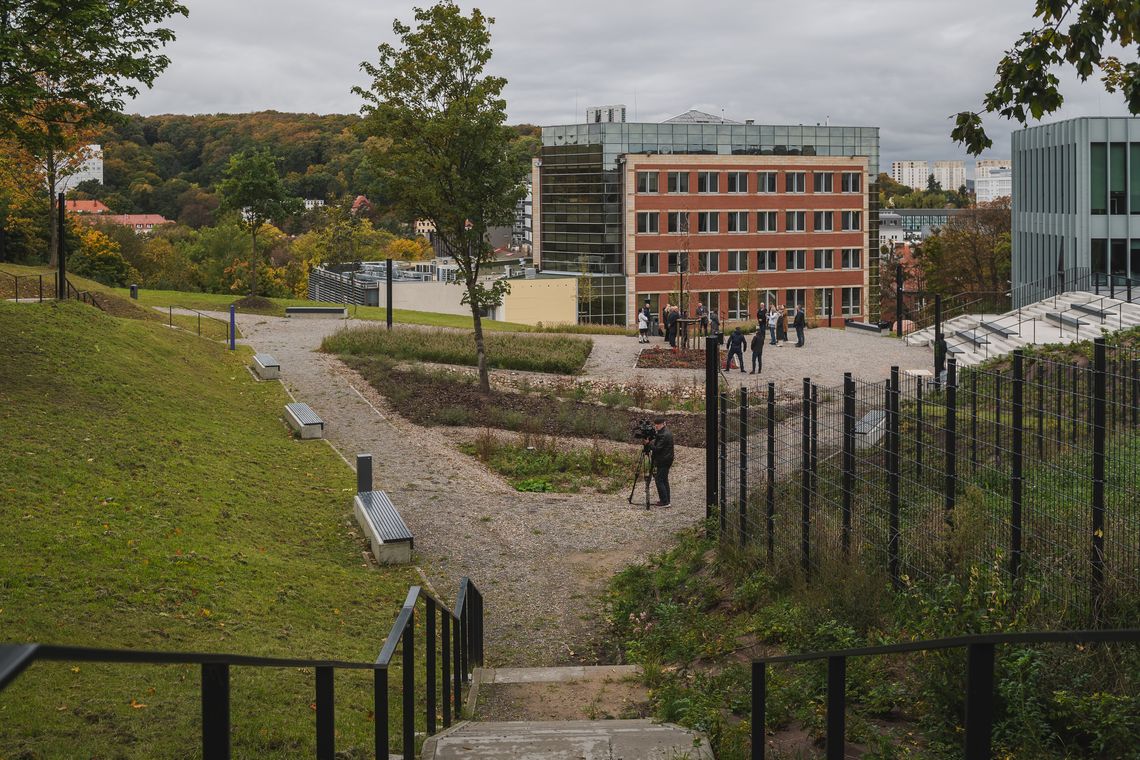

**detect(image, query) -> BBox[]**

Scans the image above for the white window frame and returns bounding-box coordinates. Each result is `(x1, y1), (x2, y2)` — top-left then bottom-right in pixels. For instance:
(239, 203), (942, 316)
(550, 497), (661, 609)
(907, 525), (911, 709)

(785, 171), (806, 193)
(727, 211), (748, 233)
(813, 211), (834, 232)
(757, 211), (777, 232)
(785, 250), (806, 270)
(814, 288), (834, 318)
(637, 171), (659, 194)
(697, 171), (719, 193)
(727, 291), (749, 320)
(785, 210), (806, 232)
(841, 172), (862, 193)
(698, 251), (720, 272)
(757, 250), (777, 271)
(841, 210), (862, 231)
(697, 211), (719, 233)
(785, 288), (806, 310)
(726, 171), (748, 193)
(813, 172), (833, 193)
(636, 211), (659, 234)
(841, 248), (862, 270)
(667, 171), (689, 193)
(727, 250), (748, 272)
(813, 249), (834, 270)
(842, 286), (862, 316)
(757, 171), (777, 193)
(667, 211), (688, 233)
(637, 252), (660, 274)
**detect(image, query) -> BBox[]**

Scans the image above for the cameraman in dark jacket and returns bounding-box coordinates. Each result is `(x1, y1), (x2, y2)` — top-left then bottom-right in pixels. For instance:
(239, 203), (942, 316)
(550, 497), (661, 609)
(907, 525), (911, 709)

(650, 416), (674, 508)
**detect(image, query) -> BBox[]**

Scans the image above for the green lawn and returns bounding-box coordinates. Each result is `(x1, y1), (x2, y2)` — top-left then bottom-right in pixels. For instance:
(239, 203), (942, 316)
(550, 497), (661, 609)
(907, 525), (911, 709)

(0, 300), (428, 757)
(458, 433), (636, 493)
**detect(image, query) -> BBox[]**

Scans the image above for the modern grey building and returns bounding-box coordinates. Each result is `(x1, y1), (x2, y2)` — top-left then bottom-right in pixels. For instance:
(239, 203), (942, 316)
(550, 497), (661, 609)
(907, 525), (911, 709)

(534, 112), (881, 324)
(1011, 117), (1140, 306)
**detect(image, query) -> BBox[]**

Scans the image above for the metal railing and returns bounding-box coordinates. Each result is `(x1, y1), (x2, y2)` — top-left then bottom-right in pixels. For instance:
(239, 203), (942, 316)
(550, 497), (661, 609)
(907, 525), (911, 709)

(0, 577), (484, 760)
(750, 629), (1140, 760)
(3, 270), (56, 303)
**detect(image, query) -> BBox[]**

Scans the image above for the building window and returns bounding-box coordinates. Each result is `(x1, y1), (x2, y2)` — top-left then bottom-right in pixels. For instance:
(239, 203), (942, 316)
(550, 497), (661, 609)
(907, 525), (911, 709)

(698, 251), (720, 272)
(757, 211), (777, 232)
(1090, 142), (1107, 215)
(1131, 143), (1140, 216)
(636, 212), (659, 234)
(637, 252), (660, 274)
(841, 211), (862, 231)
(636, 171), (658, 194)
(785, 250), (806, 270)
(813, 249), (834, 270)
(841, 286), (862, 316)
(667, 251), (686, 273)
(785, 172), (805, 193)
(814, 288), (834, 318)
(726, 171), (748, 193)
(727, 250), (749, 272)
(727, 291), (748, 320)
(757, 171), (777, 193)
(785, 211), (805, 232)
(727, 211), (748, 233)
(667, 171), (690, 193)
(697, 211), (719, 233)
(667, 211), (688, 233)
(1109, 142), (1126, 215)
(702, 291), (721, 318)
(757, 250), (777, 271)
(697, 171), (719, 193)
(813, 172), (833, 193)
(841, 172), (862, 193)
(813, 211), (834, 232)
(758, 289), (778, 309)
(785, 289), (806, 309)
(841, 248), (862, 269)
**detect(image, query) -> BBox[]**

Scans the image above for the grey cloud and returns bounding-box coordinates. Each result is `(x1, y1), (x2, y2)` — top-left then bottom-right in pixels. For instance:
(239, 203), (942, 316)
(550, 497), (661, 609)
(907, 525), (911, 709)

(131, 0), (1134, 169)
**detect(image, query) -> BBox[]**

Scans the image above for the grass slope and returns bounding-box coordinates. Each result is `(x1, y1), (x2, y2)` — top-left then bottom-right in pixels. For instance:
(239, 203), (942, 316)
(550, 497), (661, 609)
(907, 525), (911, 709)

(0, 301), (420, 757)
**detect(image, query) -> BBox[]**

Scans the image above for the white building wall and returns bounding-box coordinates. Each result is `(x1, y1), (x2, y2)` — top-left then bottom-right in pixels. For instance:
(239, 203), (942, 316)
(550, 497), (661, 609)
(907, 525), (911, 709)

(890, 160), (929, 189)
(932, 160), (966, 191)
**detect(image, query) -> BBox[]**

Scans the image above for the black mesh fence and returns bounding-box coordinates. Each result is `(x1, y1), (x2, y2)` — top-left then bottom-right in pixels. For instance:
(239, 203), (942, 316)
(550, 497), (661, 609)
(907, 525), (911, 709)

(715, 338), (1140, 626)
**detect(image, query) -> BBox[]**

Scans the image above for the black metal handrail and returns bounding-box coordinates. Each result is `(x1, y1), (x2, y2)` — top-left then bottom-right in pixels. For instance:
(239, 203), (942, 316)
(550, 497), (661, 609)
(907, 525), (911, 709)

(751, 628), (1140, 760)
(0, 576), (484, 760)
(2, 270), (56, 303)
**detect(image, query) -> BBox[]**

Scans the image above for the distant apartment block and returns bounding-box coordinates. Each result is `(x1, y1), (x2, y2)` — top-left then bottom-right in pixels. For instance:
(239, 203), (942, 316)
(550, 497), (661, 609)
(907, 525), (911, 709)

(303, 199), (326, 211)
(534, 111), (879, 324)
(54, 144), (103, 194)
(414, 219), (436, 237)
(890, 160), (929, 190)
(1011, 117), (1140, 305)
(512, 178), (532, 252)
(586, 104), (626, 124)
(975, 159), (1013, 203)
(931, 160), (966, 192)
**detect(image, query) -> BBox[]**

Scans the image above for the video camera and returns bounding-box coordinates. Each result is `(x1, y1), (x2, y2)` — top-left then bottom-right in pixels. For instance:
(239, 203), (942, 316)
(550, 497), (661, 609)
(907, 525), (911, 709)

(632, 419), (656, 442)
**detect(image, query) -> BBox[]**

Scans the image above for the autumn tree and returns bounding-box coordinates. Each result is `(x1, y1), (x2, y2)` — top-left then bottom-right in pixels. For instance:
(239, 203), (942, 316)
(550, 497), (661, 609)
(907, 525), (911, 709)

(915, 199), (1012, 299)
(218, 149), (301, 296)
(384, 236), (432, 261)
(356, 1), (528, 392)
(953, 1), (1139, 154)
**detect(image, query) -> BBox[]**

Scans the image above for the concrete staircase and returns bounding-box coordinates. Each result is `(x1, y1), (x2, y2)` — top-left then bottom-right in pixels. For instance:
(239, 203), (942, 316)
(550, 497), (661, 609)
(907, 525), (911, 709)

(422, 666), (711, 759)
(903, 291), (1140, 367)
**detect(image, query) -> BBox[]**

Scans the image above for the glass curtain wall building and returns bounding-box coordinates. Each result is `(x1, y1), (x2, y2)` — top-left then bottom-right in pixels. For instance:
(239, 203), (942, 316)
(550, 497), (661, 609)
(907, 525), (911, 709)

(1011, 117), (1140, 306)
(536, 119), (880, 324)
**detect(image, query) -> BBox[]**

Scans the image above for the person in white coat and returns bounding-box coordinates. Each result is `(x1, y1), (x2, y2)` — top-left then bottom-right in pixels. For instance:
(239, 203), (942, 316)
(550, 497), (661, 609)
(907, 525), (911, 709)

(637, 308), (649, 343)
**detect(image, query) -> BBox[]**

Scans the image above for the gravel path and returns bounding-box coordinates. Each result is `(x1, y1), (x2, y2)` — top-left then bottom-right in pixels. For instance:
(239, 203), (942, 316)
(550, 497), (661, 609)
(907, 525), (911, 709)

(225, 313), (706, 667)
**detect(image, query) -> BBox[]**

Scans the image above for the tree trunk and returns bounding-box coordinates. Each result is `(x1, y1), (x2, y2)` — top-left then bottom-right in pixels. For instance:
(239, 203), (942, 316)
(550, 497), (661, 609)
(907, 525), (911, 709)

(469, 283), (490, 393)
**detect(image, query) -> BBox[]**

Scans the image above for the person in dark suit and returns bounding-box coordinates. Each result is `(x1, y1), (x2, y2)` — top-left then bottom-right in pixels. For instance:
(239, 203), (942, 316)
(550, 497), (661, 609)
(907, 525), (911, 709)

(750, 328), (765, 373)
(725, 326), (746, 372)
(649, 416), (674, 508)
(794, 305), (806, 347)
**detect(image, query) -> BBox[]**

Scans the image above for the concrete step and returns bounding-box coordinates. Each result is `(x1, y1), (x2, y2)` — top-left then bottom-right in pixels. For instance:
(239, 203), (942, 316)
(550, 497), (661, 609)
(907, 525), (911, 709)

(423, 719), (712, 759)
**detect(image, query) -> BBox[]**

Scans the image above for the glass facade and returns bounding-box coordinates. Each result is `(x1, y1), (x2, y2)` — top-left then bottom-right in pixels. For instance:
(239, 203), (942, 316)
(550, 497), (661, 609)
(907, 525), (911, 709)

(540, 121), (880, 323)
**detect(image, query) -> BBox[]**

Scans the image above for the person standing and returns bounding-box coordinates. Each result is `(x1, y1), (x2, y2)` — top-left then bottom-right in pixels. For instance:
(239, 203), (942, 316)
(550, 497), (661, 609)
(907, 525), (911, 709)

(756, 303), (767, 332)
(637, 307), (649, 343)
(777, 307), (788, 343)
(650, 416), (674, 508)
(696, 301), (708, 337)
(767, 308), (780, 345)
(660, 301), (669, 343)
(709, 310), (722, 345)
(794, 305), (806, 347)
(750, 327), (764, 374)
(725, 326), (746, 372)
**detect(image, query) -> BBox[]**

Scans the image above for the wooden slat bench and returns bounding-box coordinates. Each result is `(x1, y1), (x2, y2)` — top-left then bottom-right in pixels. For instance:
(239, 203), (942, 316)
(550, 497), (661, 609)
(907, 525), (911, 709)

(285, 306), (348, 319)
(854, 409), (887, 449)
(252, 353), (280, 380)
(354, 490), (413, 564)
(285, 402), (324, 439)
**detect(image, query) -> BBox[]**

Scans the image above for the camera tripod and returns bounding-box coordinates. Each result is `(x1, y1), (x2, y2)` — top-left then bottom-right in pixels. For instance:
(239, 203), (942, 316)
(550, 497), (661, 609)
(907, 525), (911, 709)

(627, 444), (656, 510)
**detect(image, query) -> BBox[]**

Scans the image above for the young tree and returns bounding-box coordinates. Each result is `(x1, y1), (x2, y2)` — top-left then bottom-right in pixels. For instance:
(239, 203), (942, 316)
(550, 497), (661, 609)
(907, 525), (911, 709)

(218, 149), (301, 296)
(915, 199), (1012, 298)
(356, 1), (527, 392)
(953, 1), (1139, 154)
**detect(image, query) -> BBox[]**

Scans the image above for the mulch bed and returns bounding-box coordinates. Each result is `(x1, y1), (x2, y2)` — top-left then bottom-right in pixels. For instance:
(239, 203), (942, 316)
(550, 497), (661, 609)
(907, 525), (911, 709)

(635, 347), (706, 370)
(345, 357), (706, 447)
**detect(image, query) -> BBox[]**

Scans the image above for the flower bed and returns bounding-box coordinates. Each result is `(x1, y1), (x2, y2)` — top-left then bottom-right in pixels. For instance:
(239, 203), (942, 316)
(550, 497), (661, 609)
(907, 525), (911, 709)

(635, 347), (706, 370)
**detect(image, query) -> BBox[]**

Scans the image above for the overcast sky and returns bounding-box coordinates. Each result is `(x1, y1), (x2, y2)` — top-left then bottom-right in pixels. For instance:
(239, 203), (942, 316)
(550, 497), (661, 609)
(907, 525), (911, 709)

(128, 0), (1134, 174)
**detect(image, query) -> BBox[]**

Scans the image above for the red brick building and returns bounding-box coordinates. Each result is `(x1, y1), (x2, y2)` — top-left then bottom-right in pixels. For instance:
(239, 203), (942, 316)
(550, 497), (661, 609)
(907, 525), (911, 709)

(621, 154), (869, 326)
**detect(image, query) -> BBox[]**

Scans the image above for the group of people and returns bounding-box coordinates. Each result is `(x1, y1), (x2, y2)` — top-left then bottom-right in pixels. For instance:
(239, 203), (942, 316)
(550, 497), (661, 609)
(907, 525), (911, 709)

(637, 301), (705, 347)
(723, 303), (807, 374)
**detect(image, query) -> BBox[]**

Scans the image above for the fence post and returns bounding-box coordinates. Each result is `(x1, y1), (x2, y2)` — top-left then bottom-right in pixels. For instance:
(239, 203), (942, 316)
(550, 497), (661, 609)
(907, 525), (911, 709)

(739, 386), (749, 547)
(719, 392), (728, 533)
(441, 612), (452, 727)
(1011, 351), (1024, 583)
(933, 294), (944, 388)
(706, 336), (719, 521)
(1133, 359), (1139, 427)
(810, 384), (819, 492)
(201, 663), (231, 760)
(826, 656), (847, 760)
(375, 667), (389, 760)
(315, 666), (335, 760)
(995, 372), (1003, 468)
(752, 662), (766, 760)
(1092, 338), (1106, 620)
(895, 264), (904, 338)
(944, 360), (958, 529)
(426, 596), (437, 736)
(766, 382), (776, 563)
(229, 305), (236, 351)
(964, 642), (995, 759)
(1036, 361), (1044, 457)
(403, 613), (415, 760)
(1071, 365), (1079, 444)
(386, 258), (394, 330)
(842, 373), (855, 557)
(801, 377), (811, 577)
(452, 613), (462, 717)
(916, 375), (924, 479)
(888, 366), (900, 589)
(970, 370), (978, 472)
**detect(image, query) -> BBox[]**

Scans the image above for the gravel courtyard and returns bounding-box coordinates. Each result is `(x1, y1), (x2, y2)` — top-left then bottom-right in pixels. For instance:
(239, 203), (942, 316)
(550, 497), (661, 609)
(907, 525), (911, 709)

(219, 313), (932, 666)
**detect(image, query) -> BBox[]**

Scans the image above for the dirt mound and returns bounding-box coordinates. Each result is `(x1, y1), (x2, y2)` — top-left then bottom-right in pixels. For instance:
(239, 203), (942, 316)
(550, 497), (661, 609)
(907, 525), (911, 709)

(232, 295), (274, 311)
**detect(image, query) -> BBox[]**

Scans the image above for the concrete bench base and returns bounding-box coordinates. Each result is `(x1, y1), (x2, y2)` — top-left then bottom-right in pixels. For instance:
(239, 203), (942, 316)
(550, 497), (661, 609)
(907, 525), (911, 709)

(253, 353), (280, 380)
(285, 306), (347, 319)
(854, 410), (887, 449)
(354, 491), (413, 565)
(285, 402), (324, 439)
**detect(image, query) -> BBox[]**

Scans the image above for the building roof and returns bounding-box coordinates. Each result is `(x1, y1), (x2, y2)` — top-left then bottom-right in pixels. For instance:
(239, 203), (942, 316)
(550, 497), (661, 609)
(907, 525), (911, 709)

(96, 214), (172, 228)
(663, 109), (741, 125)
(64, 199), (110, 214)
